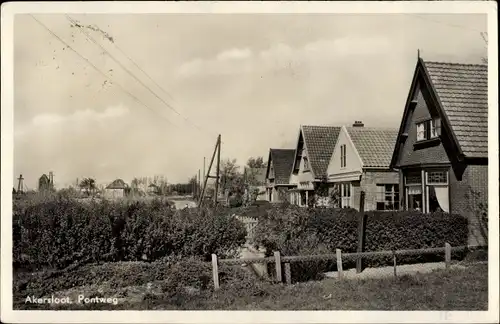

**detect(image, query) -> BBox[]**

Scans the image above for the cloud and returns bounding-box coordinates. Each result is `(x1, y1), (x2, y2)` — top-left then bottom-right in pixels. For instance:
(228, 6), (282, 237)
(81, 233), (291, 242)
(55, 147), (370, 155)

(216, 48), (253, 61)
(176, 36), (392, 78)
(31, 104), (129, 127)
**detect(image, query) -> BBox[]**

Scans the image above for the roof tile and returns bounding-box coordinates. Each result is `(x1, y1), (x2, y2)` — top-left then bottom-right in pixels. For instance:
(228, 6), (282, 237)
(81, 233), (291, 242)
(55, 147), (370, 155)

(302, 125), (341, 178)
(268, 149), (296, 184)
(346, 127), (399, 168)
(423, 60), (488, 158)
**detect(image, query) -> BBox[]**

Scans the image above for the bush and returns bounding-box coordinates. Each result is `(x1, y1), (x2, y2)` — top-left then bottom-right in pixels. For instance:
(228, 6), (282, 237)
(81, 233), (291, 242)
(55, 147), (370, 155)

(13, 197), (246, 271)
(254, 206), (469, 281)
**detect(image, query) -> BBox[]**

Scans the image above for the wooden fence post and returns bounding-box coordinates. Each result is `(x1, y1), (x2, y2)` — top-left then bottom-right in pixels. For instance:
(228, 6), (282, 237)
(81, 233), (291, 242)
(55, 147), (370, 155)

(274, 251), (282, 283)
(284, 263), (292, 284)
(211, 254), (220, 290)
(336, 249), (343, 279)
(445, 243), (451, 269)
(356, 209), (367, 274)
(392, 250), (397, 278)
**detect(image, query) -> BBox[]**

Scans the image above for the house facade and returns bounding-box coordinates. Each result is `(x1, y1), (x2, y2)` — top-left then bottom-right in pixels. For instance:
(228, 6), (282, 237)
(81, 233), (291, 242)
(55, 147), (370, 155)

(265, 148), (296, 203)
(390, 58), (488, 246)
(327, 122), (399, 211)
(289, 125), (341, 207)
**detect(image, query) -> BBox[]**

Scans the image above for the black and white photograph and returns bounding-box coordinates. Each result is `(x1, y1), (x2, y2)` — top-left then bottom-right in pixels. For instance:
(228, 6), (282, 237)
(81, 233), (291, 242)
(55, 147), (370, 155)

(1, 1), (498, 323)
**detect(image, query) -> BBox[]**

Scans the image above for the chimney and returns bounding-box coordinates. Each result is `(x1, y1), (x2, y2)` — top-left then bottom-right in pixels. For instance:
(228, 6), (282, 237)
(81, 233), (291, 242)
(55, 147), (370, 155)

(352, 121), (364, 127)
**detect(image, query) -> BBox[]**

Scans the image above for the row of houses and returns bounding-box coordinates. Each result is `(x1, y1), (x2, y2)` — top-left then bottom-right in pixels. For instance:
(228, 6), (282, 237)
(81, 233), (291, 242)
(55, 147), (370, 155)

(263, 57), (488, 246)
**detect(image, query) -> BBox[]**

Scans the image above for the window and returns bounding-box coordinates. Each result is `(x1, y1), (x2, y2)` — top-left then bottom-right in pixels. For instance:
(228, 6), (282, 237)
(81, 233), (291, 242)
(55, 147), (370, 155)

(303, 157), (309, 171)
(426, 170), (448, 185)
(416, 118), (441, 142)
(404, 171), (422, 211)
(340, 182), (351, 208)
(376, 184), (400, 211)
(340, 144), (347, 168)
(426, 169), (449, 213)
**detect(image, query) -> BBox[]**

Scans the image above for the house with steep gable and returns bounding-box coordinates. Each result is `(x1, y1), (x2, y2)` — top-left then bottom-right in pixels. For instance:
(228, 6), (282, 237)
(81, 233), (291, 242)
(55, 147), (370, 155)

(289, 125), (341, 207)
(390, 57), (488, 246)
(265, 148), (296, 203)
(327, 121), (399, 211)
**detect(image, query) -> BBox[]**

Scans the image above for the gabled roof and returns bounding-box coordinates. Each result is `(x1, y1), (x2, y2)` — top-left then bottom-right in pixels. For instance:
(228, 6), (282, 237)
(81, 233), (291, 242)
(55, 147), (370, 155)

(266, 148), (296, 184)
(391, 58), (488, 167)
(293, 125), (342, 179)
(106, 179), (128, 189)
(424, 61), (488, 158)
(345, 127), (399, 168)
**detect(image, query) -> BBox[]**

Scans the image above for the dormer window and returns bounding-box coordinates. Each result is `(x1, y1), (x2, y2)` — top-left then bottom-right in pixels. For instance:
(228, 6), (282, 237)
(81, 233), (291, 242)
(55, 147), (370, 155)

(416, 117), (441, 142)
(303, 157), (310, 171)
(340, 144), (347, 168)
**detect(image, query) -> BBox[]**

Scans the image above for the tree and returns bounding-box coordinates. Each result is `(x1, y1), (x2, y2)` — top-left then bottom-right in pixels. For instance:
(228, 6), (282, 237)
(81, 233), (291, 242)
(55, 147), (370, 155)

(79, 178), (97, 196)
(247, 156), (266, 169)
(480, 32), (488, 64)
(219, 158), (241, 192)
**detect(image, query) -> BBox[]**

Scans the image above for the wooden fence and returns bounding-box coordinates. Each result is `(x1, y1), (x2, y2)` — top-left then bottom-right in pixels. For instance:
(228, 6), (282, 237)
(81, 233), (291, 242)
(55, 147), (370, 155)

(210, 243), (469, 290)
(235, 215), (258, 243)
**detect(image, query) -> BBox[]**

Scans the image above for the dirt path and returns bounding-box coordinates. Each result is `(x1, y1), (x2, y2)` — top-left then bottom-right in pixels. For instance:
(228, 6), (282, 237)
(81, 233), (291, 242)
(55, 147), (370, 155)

(324, 262), (469, 280)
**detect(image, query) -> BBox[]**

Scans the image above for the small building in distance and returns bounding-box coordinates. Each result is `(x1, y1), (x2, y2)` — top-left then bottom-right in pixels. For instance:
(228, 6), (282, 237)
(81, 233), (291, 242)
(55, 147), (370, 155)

(38, 172), (55, 192)
(104, 179), (129, 199)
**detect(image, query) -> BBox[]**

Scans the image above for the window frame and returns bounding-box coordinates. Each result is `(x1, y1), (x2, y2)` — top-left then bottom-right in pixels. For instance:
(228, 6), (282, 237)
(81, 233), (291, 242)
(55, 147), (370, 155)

(340, 144), (347, 168)
(376, 184), (400, 211)
(416, 117), (441, 142)
(426, 169), (448, 186)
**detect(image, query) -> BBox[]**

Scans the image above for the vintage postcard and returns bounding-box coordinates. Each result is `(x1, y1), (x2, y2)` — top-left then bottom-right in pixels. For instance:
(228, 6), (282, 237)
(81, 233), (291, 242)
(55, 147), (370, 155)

(1, 1), (498, 323)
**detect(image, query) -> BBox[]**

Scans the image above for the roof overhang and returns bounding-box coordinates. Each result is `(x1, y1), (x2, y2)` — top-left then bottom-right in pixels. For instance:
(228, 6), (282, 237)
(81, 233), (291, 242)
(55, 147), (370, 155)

(390, 58), (466, 169)
(328, 171), (362, 182)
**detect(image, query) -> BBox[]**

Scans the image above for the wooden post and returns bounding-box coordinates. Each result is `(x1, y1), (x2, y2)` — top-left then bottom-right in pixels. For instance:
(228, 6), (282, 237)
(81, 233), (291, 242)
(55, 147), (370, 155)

(284, 263), (292, 284)
(336, 249), (343, 279)
(211, 254), (220, 290)
(356, 191), (367, 273)
(393, 250), (397, 277)
(274, 251), (282, 283)
(445, 243), (451, 269)
(214, 135), (221, 205)
(198, 137), (219, 207)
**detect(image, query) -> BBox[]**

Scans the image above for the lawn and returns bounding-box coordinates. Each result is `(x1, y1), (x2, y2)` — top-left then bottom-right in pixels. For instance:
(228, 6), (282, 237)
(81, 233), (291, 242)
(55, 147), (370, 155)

(14, 262), (487, 310)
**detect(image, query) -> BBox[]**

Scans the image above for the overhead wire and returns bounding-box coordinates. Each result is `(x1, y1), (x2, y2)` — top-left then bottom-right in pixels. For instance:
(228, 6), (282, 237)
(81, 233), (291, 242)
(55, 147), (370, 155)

(65, 14), (218, 140)
(30, 14), (176, 127)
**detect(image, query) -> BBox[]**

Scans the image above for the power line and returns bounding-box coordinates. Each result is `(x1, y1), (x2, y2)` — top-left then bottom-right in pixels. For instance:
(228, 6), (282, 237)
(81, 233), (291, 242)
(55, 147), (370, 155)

(30, 14), (175, 128)
(66, 14), (216, 139)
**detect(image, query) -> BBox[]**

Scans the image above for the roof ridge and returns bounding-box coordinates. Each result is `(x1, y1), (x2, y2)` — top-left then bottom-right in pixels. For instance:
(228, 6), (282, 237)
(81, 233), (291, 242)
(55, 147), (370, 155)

(423, 59), (487, 68)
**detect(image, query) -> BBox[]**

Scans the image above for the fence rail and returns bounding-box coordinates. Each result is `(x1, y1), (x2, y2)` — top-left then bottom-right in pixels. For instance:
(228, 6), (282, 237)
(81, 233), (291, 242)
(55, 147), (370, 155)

(211, 243), (473, 289)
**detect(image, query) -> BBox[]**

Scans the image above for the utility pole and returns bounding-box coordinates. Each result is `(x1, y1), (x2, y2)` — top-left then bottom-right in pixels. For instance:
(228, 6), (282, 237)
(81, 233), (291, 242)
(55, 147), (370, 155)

(198, 134), (222, 207)
(17, 174), (24, 194)
(214, 134), (221, 205)
(203, 157), (206, 185)
(198, 169), (201, 198)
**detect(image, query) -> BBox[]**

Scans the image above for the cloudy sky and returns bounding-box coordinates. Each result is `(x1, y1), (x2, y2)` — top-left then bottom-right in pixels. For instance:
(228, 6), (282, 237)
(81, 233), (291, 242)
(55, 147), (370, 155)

(13, 13), (487, 188)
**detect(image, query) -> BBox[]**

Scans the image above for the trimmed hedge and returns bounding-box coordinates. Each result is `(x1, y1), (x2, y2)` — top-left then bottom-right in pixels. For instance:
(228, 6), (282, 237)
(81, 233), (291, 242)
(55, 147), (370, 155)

(254, 205), (468, 282)
(13, 197), (246, 271)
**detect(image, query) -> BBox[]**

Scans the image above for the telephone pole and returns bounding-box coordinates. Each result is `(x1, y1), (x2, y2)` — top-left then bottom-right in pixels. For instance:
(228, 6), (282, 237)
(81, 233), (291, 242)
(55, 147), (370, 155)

(198, 134), (222, 207)
(17, 174), (24, 194)
(214, 135), (221, 205)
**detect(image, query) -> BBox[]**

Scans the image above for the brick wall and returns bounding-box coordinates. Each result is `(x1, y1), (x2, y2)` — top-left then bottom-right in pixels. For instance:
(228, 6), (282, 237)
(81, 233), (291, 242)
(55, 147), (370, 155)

(448, 163), (488, 246)
(359, 170), (400, 211)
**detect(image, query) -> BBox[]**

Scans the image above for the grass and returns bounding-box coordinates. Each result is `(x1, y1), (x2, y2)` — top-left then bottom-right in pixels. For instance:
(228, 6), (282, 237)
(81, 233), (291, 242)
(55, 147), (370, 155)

(14, 262), (487, 311)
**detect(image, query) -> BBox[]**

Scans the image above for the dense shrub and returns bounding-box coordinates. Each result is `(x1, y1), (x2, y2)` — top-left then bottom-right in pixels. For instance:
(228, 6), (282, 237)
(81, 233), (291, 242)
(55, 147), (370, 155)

(254, 206), (469, 281)
(13, 197), (246, 271)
